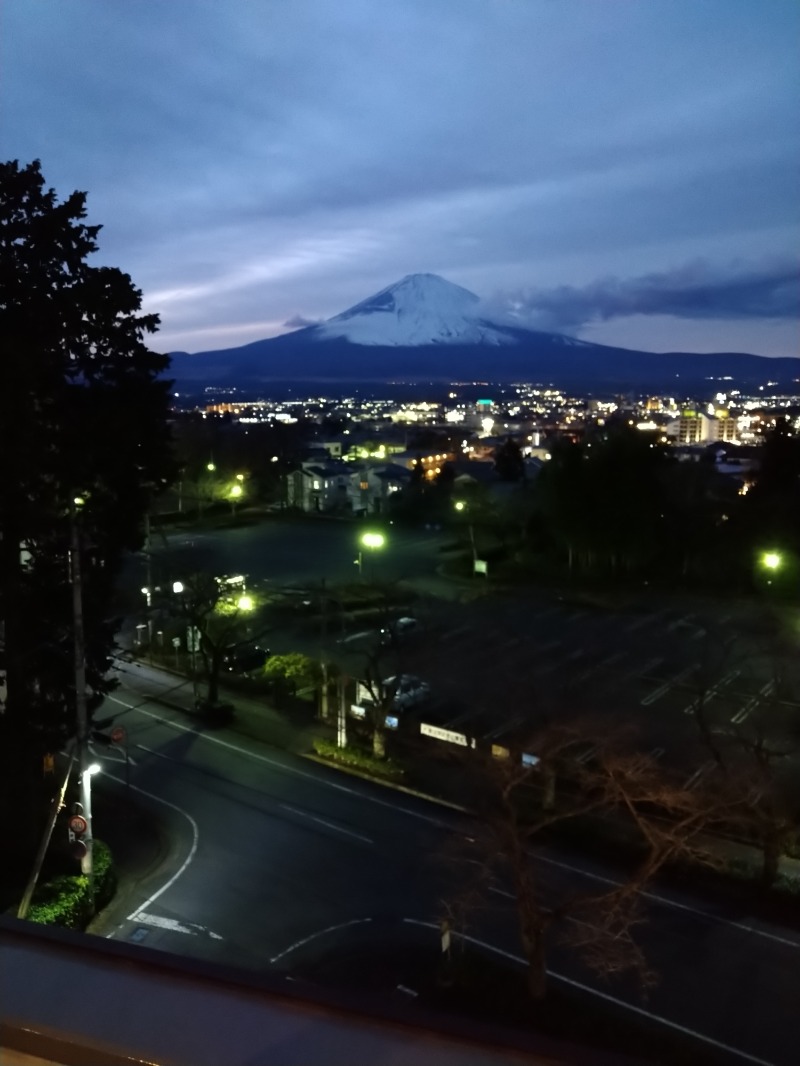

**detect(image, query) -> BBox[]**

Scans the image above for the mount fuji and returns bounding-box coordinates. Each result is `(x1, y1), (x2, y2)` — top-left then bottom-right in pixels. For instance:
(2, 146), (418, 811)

(167, 273), (797, 392)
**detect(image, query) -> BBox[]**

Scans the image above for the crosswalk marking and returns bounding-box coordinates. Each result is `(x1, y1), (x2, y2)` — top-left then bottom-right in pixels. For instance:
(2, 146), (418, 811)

(731, 680), (775, 724)
(640, 664), (696, 706)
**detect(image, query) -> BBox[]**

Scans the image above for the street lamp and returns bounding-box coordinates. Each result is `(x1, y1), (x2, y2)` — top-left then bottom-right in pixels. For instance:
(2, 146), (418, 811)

(237, 594), (254, 612)
(172, 580), (184, 594)
(762, 551), (782, 571)
(356, 530), (386, 581)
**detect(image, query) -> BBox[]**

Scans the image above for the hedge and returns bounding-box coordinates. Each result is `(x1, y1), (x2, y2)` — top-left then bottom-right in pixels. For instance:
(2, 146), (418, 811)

(26, 840), (117, 929)
(312, 737), (406, 781)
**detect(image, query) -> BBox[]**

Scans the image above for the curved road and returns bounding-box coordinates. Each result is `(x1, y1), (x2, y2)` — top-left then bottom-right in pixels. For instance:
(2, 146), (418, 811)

(88, 661), (800, 1066)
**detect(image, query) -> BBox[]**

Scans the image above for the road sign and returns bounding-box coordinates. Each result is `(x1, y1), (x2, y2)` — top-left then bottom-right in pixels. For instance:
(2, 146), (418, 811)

(172, 636), (181, 649)
(111, 725), (126, 744)
(68, 814), (88, 836)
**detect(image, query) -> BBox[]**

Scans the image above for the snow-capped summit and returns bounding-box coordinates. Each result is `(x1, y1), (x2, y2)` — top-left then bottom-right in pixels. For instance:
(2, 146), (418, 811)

(314, 272), (518, 347)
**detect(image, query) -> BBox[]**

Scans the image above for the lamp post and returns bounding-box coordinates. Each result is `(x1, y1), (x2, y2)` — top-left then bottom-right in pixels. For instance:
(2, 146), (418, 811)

(454, 499), (477, 567)
(229, 482), (243, 517)
(69, 499), (97, 901)
(356, 530), (386, 582)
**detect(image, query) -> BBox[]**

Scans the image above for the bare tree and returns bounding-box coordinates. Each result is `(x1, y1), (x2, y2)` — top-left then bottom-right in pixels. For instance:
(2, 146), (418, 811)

(685, 620), (798, 888)
(444, 718), (744, 1001)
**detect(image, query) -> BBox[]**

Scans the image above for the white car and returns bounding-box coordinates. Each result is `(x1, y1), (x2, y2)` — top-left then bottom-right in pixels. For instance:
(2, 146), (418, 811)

(382, 673), (431, 711)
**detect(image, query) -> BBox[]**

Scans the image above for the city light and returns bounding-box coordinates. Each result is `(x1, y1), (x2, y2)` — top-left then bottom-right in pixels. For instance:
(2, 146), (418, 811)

(762, 551), (782, 570)
(237, 595), (254, 611)
(229, 484), (243, 498)
(172, 581), (184, 594)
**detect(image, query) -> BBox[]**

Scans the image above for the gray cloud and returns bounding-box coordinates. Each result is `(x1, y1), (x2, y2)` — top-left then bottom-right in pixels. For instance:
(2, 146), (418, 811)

(486, 259), (800, 334)
(283, 314), (324, 330)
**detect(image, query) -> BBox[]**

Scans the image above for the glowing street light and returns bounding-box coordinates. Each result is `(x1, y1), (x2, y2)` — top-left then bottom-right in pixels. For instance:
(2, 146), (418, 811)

(207, 462), (216, 472)
(229, 484), (243, 498)
(454, 500), (466, 512)
(237, 595), (254, 612)
(762, 551), (782, 570)
(356, 530), (386, 580)
(172, 581), (184, 594)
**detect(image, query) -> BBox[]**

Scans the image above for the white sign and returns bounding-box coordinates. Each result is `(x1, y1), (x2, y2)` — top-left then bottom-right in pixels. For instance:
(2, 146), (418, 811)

(473, 559), (488, 575)
(420, 722), (469, 747)
(350, 704), (366, 719)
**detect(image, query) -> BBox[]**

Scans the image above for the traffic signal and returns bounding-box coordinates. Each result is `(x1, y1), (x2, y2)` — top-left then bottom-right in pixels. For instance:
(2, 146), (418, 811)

(67, 804), (88, 861)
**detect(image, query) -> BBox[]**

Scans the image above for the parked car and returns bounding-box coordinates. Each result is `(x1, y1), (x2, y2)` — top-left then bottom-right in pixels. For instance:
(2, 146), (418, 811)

(382, 673), (431, 711)
(379, 616), (419, 644)
(222, 644), (270, 674)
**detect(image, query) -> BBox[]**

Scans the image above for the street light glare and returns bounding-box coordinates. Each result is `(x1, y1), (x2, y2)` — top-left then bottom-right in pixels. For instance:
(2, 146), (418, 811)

(237, 595), (254, 611)
(763, 551), (782, 570)
(172, 581), (184, 594)
(86, 763), (102, 777)
(361, 531), (385, 550)
(229, 484), (243, 498)
(454, 500), (466, 512)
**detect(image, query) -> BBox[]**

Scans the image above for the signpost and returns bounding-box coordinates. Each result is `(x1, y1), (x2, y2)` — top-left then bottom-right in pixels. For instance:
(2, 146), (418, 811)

(420, 722), (469, 747)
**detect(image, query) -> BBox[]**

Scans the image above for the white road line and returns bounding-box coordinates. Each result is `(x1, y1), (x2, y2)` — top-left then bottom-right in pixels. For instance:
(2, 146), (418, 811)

(682, 670), (740, 714)
(134, 912), (202, 937)
(402, 919), (777, 1066)
(640, 664), (696, 706)
(125, 792), (199, 922)
(731, 680), (775, 725)
(684, 761), (715, 791)
(280, 804), (374, 844)
(269, 918), (373, 964)
(110, 695), (452, 829)
(135, 912), (223, 939)
(632, 656), (664, 679)
(531, 853), (800, 949)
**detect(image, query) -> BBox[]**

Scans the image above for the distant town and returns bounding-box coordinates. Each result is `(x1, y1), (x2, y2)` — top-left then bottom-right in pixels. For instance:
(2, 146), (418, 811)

(165, 380), (800, 518)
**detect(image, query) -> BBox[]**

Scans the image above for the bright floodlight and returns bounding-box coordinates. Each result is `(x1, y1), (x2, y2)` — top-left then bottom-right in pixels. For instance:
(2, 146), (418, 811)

(361, 531), (385, 550)
(762, 551), (782, 570)
(237, 595), (254, 611)
(172, 581), (184, 594)
(229, 484), (243, 498)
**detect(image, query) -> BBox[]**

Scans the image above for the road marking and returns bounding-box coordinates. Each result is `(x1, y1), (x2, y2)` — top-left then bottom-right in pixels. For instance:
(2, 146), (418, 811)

(134, 912), (223, 939)
(402, 919), (776, 1066)
(685, 760), (715, 790)
(280, 804), (374, 844)
(631, 656), (664, 680)
(682, 670), (740, 714)
(731, 681), (775, 724)
(574, 650), (628, 684)
(269, 918), (373, 964)
(531, 853), (800, 949)
(110, 695), (452, 829)
(640, 664), (696, 706)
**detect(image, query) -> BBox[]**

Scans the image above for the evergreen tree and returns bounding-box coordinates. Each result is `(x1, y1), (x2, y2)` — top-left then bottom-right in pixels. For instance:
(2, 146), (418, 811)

(0, 160), (175, 865)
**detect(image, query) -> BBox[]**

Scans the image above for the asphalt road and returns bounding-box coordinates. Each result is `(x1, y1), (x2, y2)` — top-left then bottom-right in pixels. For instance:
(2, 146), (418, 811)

(90, 663), (800, 1066)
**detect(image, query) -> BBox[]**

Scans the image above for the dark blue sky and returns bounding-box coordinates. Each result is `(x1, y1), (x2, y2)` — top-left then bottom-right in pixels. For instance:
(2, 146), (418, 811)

(4, 0), (798, 356)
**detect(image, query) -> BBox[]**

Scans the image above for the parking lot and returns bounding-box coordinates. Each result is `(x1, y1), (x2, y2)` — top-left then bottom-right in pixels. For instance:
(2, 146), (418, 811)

(360, 592), (799, 783)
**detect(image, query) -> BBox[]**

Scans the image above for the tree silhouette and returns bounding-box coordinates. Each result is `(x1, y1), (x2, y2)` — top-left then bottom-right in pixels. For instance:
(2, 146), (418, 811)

(0, 160), (174, 862)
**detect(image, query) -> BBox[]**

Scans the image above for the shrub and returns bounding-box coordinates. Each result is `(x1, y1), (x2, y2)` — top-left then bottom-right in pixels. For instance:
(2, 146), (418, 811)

(27, 840), (117, 929)
(312, 737), (405, 781)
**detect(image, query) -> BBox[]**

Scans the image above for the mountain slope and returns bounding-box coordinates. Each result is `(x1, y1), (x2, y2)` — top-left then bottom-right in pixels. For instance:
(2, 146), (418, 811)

(167, 273), (798, 391)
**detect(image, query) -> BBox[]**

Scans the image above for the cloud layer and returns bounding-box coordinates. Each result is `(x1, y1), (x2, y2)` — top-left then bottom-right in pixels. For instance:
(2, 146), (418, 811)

(487, 259), (800, 334)
(3, 0), (799, 356)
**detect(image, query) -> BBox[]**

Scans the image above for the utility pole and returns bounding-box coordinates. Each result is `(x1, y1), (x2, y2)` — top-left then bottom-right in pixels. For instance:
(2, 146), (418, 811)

(70, 503), (94, 900)
(320, 578), (330, 721)
(144, 511), (154, 648)
(17, 748), (75, 919)
(337, 674), (348, 749)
